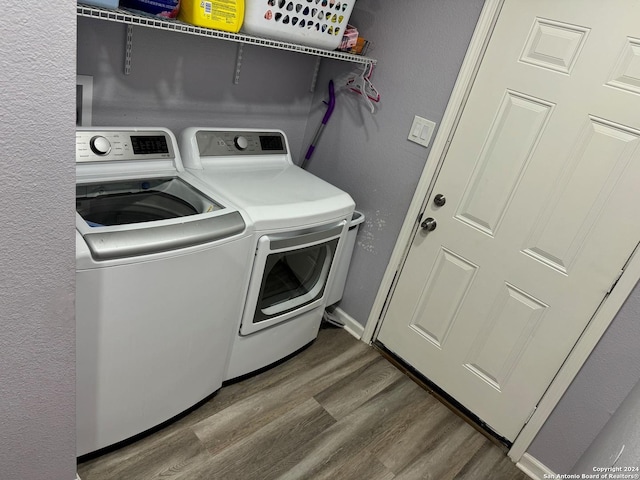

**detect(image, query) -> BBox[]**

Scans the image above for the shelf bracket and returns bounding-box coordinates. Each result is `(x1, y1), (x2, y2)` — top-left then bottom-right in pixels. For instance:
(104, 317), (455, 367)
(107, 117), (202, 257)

(310, 57), (322, 93)
(124, 25), (133, 76)
(234, 43), (244, 85)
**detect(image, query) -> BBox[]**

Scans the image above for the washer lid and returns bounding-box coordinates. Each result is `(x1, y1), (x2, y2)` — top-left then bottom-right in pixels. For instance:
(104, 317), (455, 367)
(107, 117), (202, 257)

(75, 176), (247, 260)
(194, 164), (355, 229)
(76, 177), (223, 227)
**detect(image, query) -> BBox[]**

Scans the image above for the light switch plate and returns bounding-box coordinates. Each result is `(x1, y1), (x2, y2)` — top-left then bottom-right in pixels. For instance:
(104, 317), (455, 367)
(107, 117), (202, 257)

(408, 115), (436, 148)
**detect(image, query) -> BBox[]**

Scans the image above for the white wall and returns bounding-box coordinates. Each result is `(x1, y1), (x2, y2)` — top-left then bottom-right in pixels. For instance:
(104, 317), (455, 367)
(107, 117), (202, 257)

(0, 3), (76, 480)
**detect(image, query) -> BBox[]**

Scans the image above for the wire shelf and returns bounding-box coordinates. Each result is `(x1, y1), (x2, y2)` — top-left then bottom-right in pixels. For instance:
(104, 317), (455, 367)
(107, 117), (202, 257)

(77, 4), (377, 65)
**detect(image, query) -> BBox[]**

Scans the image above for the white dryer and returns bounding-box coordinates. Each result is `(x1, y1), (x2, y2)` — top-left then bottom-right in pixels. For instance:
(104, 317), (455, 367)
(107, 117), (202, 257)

(75, 128), (254, 456)
(180, 128), (355, 380)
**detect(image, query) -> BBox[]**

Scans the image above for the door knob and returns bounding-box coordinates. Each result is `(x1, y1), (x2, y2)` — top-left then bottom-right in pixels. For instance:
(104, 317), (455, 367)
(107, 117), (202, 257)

(433, 194), (446, 207)
(421, 217), (437, 231)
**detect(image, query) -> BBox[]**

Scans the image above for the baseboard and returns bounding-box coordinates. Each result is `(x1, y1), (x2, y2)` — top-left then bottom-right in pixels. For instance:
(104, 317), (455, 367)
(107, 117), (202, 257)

(77, 474), (82, 480)
(332, 307), (365, 340)
(516, 453), (555, 480)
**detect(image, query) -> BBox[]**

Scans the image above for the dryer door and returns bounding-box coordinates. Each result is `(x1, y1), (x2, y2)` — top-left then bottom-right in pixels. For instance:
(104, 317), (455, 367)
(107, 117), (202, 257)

(240, 221), (345, 335)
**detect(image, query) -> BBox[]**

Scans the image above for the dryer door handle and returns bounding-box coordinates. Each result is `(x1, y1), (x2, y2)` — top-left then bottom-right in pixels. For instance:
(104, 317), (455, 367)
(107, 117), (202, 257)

(269, 221), (346, 251)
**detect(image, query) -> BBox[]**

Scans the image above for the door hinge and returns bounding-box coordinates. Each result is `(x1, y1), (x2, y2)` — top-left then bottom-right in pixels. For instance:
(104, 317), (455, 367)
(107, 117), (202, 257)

(608, 269), (624, 294)
(525, 406), (537, 425)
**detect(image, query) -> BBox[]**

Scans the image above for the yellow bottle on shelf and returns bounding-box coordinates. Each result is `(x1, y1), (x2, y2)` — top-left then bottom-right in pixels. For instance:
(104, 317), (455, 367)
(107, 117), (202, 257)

(179, 0), (244, 33)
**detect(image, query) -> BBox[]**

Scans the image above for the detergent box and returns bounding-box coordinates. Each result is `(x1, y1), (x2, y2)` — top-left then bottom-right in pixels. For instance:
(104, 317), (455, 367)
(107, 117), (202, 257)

(179, 0), (244, 33)
(120, 0), (181, 18)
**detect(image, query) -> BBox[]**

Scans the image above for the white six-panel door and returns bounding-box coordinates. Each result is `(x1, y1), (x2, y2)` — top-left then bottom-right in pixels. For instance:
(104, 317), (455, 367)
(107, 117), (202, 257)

(377, 0), (640, 441)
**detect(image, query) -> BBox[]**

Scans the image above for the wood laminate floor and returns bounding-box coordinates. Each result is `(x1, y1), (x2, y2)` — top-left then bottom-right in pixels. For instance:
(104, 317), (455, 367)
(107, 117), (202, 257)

(78, 327), (531, 480)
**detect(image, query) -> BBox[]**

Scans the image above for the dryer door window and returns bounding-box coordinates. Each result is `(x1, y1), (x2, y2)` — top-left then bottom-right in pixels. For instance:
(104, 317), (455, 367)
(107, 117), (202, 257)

(255, 239), (338, 324)
(240, 221), (346, 336)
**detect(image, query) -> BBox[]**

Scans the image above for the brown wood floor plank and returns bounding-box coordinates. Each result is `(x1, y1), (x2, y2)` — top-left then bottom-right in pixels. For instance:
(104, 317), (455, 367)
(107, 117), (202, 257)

(314, 355), (405, 420)
(170, 398), (335, 480)
(191, 335), (379, 454)
(216, 326), (368, 410)
(310, 449), (396, 480)
(265, 377), (427, 480)
(367, 394), (457, 474)
(77, 328), (531, 480)
(393, 421), (487, 480)
(77, 427), (205, 480)
(453, 442), (531, 480)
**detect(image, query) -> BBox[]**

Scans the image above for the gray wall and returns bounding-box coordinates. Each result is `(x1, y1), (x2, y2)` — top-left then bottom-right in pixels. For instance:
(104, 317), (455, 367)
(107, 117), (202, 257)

(302, 0), (485, 326)
(529, 280), (640, 473)
(1, 2), (76, 480)
(572, 373), (640, 475)
(77, 17), (321, 156)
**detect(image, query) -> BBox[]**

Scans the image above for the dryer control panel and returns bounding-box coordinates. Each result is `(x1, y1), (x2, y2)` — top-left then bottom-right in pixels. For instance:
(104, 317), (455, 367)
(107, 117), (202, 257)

(196, 130), (288, 157)
(76, 130), (175, 163)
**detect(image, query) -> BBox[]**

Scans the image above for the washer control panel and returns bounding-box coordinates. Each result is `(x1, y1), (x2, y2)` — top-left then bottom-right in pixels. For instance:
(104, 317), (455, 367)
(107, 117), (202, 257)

(76, 130), (175, 163)
(196, 131), (287, 157)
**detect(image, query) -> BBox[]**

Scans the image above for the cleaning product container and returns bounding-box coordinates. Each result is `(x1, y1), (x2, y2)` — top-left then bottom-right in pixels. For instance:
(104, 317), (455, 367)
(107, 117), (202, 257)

(120, 0), (181, 18)
(326, 210), (364, 306)
(79, 0), (120, 8)
(242, 0), (356, 50)
(179, 0), (244, 32)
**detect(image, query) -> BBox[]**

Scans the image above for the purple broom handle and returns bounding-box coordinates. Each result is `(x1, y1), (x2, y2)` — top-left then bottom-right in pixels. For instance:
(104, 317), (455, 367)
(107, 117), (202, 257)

(303, 80), (336, 166)
(322, 80), (336, 125)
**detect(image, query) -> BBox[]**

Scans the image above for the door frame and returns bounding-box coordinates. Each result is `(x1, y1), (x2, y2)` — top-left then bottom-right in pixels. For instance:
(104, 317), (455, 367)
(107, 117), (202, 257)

(362, 0), (640, 463)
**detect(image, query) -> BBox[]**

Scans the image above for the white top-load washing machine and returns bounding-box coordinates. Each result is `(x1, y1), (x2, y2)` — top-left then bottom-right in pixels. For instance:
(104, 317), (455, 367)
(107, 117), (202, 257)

(180, 128), (355, 380)
(75, 128), (254, 456)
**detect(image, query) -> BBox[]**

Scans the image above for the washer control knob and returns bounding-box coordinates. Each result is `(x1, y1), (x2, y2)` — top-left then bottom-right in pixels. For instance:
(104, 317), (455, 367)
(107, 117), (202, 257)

(90, 136), (112, 156)
(234, 135), (249, 151)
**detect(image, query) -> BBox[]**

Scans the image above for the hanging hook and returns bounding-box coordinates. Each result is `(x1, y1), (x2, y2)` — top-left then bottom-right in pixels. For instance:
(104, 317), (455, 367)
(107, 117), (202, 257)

(345, 62), (379, 113)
